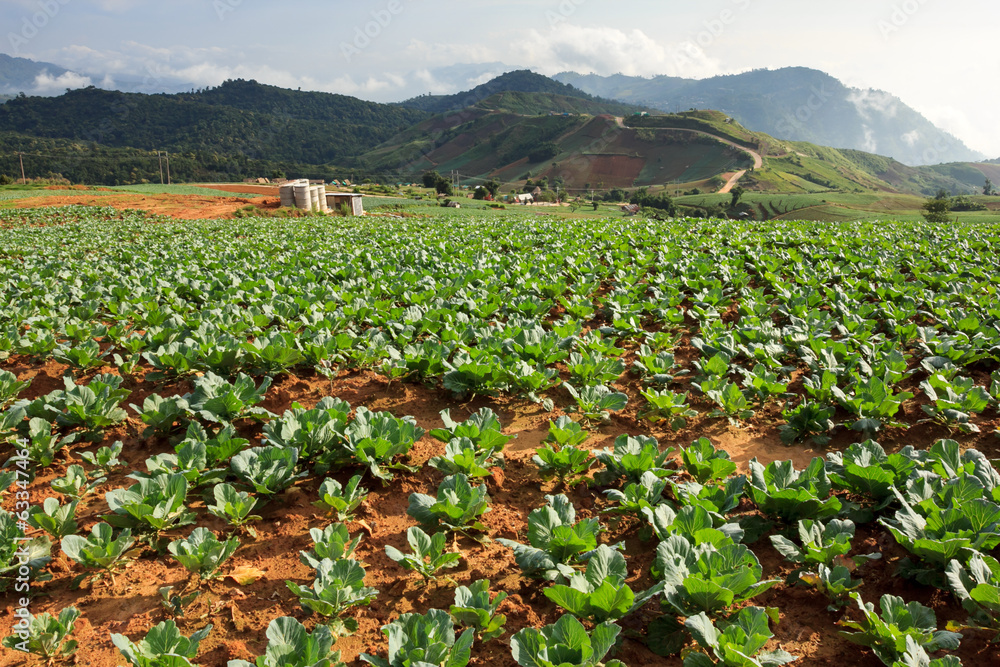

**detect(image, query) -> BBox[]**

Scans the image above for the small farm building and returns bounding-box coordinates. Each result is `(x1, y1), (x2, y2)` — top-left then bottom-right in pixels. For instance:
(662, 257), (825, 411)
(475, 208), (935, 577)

(327, 192), (364, 216)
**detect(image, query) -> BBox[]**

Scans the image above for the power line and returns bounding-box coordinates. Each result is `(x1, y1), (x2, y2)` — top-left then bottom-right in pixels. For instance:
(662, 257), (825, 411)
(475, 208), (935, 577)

(3, 150), (169, 163)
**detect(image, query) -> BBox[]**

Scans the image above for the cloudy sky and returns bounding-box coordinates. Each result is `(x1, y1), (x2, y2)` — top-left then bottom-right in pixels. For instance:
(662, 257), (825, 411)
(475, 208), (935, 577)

(3, 0), (998, 155)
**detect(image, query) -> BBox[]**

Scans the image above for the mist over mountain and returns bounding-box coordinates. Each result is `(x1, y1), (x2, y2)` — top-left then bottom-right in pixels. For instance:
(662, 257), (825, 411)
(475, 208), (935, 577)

(553, 67), (983, 166)
(0, 52), (196, 97)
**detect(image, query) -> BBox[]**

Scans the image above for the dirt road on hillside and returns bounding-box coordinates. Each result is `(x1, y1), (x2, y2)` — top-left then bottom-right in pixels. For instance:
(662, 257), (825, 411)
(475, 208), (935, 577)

(615, 117), (763, 193)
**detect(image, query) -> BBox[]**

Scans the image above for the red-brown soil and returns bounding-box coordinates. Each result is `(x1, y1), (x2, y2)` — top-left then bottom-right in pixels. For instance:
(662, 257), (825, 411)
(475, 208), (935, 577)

(8, 194), (281, 220)
(1, 349), (997, 667)
(1, 197), (997, 666)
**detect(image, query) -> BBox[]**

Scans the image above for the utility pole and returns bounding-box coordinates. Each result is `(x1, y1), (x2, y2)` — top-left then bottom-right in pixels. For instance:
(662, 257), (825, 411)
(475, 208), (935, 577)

(165, 151), (171, 185)
(17, 152), (26, 184)
(157, 151), (164, 185)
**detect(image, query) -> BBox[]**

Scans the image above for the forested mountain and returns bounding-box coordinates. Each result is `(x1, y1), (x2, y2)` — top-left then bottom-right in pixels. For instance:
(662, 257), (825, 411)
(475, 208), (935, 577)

(0, 81), (427, 165)
(0, 69), (992, 195)
(399, 69), (644, 116)
(555, 67), (982, 166)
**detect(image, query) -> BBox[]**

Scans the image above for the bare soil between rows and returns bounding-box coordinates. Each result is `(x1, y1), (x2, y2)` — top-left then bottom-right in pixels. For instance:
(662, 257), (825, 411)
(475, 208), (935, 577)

(1, 352), (998, 667)
(1, 197), (999, 666)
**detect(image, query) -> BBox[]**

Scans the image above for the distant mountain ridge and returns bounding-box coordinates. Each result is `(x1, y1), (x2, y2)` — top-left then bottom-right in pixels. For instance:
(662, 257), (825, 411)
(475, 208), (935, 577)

(553, 67), (982, 166)
(0, 53), (72, 95)
(398, 70), (645, 116)
(2, 52), (982, 167)
(0, 67), (993, 198)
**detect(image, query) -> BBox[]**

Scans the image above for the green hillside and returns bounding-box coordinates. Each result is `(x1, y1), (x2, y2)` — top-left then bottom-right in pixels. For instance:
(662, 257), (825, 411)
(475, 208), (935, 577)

(627, 110), (771, 151)
(362, 99), (968, 196)
(362, 106), (755, 189)
(0, 80), (428, 181)
(924, 161), (1000, 194)
(0, 69), (991, 201)
(476, 91), (634, 116)
(557, 67), (983, 166)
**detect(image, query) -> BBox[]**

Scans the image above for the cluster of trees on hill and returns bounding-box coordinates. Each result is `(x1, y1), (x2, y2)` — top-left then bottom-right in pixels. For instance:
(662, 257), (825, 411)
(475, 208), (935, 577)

(922, 188), (991, 222)
(0, 135), (371, 185)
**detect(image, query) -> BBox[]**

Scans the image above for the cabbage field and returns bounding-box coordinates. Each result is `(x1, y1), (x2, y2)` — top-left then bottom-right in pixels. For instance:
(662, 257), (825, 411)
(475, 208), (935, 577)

(1, 206), (999, 666)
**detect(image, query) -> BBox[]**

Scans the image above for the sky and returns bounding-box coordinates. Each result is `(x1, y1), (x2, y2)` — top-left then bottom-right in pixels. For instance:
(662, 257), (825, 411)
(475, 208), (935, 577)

(3, 0), (998, 156)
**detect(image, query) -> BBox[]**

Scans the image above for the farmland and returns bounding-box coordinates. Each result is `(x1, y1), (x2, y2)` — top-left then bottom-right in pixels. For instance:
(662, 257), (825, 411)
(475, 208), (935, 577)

(1, 205), (1000, 667)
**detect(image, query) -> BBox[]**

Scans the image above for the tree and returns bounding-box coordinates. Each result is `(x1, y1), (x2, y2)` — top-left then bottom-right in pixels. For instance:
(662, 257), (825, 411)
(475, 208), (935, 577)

(922, 196), (951, 223)
(482, 179), (501, 197)
(629, 188), (676, 216)
(730, 186), (745, 209)
(604, 188), (627, 203)
(435, 176), (453, 196)
(984, 178), (996, 196)
(422, 171), (441, 189)
(950, 195), (987, 211)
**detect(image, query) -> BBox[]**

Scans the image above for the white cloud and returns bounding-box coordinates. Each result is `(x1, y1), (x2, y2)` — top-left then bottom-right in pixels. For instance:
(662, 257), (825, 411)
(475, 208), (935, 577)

(405, 62), (512, 96)
(847, 89), (899, 120)
(901, 130), (919, 147)
(46, 40), (415, 98)
(402, 40), (499, 69)
(917, 104), (994, 157)
(31, 70), (92, 94)
(860, 126), (877, 153)
(507, 25), (721, 78)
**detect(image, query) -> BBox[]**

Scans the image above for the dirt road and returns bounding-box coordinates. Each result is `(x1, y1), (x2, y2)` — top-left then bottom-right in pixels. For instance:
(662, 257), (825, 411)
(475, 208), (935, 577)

(615, 117), (763, 193)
